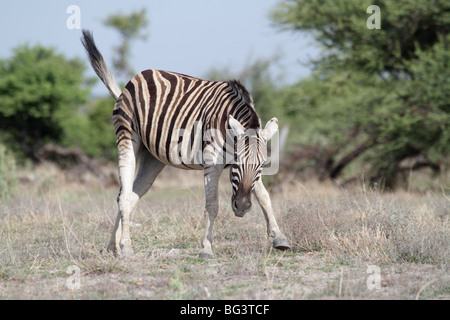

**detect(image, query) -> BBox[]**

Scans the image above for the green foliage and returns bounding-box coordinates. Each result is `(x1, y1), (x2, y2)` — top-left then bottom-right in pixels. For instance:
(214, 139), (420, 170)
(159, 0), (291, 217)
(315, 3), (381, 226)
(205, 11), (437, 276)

(0, 144), (18, 199)
(271, 0), (450, 187)
(104, 8), (149, 39)
(0, 44), (119, 164)
(401, 35), (450, 162)
(0, 45), (90, 161)
(56, 96), (117, 162)
(81, 97), (117, 161)
(272, 0), (450, 76)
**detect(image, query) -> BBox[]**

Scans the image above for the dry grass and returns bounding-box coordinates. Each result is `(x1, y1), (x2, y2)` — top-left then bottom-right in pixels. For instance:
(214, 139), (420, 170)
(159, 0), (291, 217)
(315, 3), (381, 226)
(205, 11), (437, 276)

(280, 181), (449, 265)
(0, 165), (448, 299)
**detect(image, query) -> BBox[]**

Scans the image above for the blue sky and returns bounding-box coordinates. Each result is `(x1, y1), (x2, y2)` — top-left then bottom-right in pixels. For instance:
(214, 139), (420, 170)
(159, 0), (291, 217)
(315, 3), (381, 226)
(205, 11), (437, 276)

(1, 0), (319, 95)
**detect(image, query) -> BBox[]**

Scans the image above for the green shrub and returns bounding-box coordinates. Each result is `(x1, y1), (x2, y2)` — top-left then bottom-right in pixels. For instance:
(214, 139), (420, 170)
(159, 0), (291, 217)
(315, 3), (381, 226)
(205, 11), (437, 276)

(0, 144), (18, 199)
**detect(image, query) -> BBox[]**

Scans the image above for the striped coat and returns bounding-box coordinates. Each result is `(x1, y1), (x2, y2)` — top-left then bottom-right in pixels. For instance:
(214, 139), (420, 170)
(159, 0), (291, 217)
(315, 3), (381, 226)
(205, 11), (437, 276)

(115, 70), (260, 170)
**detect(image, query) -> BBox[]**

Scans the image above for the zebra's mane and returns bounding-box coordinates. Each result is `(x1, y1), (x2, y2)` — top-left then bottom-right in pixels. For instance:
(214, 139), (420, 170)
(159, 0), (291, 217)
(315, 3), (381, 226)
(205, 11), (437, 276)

(227, 80), (261, 129)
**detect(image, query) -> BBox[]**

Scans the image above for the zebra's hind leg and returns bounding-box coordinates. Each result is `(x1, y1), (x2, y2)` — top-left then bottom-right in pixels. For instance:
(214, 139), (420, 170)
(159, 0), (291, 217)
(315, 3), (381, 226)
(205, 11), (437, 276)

(107, 133), (141, 257)
(108, 211), (123, 256)
(132, 148), (165, 200)
(253, 179), (290, 251)
(199, 165), (224, 259)
(108, 146), (165, 257)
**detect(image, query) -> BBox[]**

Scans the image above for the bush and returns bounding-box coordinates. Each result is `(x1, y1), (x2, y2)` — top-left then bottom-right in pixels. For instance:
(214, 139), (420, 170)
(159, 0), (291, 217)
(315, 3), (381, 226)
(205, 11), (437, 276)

(0, 44), (90, 162)
(62, 96), (118, 162)
(0, 144), (18, 199)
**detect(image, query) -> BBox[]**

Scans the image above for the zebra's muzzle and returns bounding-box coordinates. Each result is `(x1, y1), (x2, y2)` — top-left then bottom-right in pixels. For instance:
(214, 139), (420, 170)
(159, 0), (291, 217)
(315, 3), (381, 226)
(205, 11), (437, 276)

(232, 195), (252, 217)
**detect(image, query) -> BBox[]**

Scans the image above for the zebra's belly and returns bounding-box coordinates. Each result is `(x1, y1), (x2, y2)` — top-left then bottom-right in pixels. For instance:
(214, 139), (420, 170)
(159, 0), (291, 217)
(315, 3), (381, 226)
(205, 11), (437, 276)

(144, 139), (206, 170)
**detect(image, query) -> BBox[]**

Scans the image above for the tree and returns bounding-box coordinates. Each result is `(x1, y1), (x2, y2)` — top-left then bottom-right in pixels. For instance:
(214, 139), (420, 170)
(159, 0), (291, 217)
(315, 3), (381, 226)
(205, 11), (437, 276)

(271, 0), (450, 188)
(0, 45), (90, 161)
(103, 8), (149, 79)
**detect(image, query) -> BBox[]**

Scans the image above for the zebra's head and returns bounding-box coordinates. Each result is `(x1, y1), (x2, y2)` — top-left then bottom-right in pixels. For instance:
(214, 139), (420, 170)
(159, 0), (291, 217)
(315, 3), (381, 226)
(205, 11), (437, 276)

(228, 115), (278, 217)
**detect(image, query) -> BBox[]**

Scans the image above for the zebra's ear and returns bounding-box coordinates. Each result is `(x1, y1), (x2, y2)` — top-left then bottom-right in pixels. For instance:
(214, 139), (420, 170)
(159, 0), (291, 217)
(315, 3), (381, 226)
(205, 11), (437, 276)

(261, 117), (278, 141)
(228, 115), (245, 138)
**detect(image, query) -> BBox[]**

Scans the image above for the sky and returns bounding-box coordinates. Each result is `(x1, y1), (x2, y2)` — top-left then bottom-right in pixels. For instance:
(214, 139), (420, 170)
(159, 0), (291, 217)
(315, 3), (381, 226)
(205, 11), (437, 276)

(0, 0), (319, 96)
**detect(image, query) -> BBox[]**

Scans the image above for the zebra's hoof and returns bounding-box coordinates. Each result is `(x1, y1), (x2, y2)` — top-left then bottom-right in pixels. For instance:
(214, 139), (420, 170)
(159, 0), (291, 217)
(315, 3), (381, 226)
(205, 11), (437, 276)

(273, 237), (290, 251)
(122, 249), (135, 257)
(199, 252), (214, 259)
(119, 245), (135, 257)
(106, 243), (120, 257)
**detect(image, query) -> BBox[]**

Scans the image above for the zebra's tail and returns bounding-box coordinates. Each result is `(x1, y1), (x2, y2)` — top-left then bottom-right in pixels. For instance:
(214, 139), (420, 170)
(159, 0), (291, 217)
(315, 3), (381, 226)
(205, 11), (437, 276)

(81, 29), (121, 101)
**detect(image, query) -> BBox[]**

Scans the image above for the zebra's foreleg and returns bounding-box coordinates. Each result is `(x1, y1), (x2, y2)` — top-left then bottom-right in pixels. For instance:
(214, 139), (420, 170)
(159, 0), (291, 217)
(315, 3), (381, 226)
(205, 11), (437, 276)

(199, 165), (223, 259)
(253, 179), (290, 251)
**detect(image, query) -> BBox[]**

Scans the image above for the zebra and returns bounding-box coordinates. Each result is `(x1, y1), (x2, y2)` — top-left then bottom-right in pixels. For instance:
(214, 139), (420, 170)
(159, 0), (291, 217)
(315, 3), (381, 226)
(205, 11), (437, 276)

(81, 29), (290, 259)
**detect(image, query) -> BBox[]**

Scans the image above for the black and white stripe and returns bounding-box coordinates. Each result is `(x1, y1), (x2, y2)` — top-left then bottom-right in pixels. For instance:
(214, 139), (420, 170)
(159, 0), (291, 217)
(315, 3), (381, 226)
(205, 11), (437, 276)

(116, 70), (260, 170)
